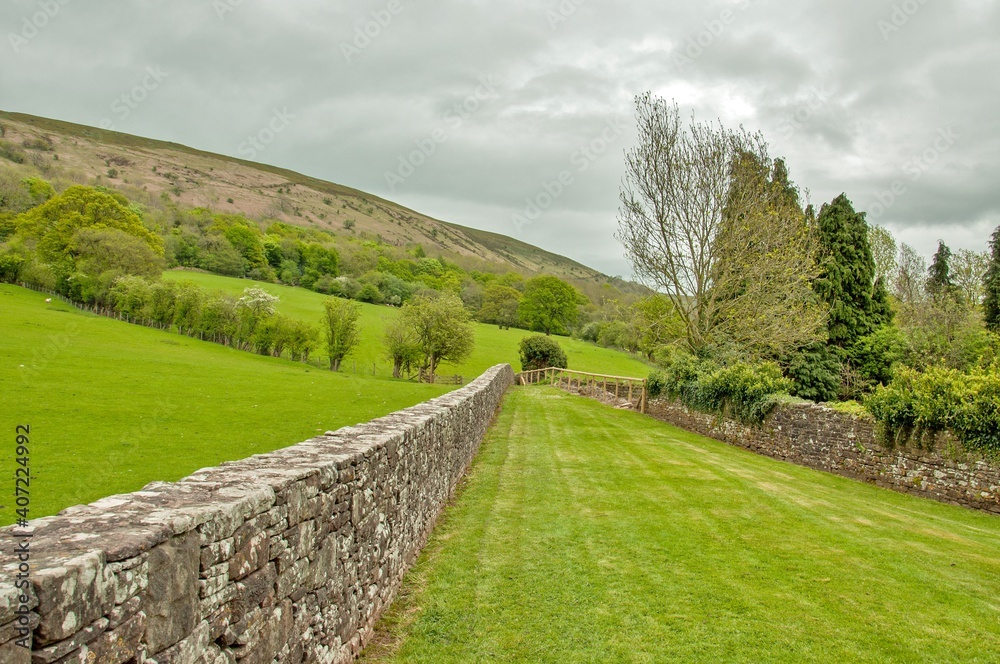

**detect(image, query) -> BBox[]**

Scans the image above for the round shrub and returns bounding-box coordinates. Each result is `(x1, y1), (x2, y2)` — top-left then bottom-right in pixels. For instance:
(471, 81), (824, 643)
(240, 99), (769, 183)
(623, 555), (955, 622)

(519, 334), (568, 372)
(356, 282), (385, 304)
(647, 371), (667, 399)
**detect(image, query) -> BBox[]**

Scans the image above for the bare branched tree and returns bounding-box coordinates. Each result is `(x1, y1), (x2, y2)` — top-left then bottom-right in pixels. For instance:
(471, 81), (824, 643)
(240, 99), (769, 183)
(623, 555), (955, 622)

(894, 243), (927, 305)
(868, 224), (899, 287)
(952, 248), (989, 306)
(616, 93), (825, 358)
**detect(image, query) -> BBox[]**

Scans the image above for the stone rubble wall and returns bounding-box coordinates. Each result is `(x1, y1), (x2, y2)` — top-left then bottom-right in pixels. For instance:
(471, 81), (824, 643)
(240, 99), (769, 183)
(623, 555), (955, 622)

(0, 364), (514, 664)
(644, 398), (1000, 515)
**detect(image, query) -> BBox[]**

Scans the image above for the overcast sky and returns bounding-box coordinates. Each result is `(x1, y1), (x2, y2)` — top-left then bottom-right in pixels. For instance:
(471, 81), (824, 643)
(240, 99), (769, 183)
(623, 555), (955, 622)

(2, 0), (998, 277)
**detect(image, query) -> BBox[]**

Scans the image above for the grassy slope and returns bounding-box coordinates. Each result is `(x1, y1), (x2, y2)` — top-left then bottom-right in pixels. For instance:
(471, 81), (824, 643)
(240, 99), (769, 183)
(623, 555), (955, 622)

(161, 270), (654, 379)
(0, 285), (449, 525)
(362, 388), (1000, 663)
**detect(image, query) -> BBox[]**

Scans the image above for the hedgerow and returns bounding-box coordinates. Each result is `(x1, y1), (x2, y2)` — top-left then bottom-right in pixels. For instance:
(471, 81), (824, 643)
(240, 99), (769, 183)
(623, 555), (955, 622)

(865, 364), (1000, 453)
(648, 355), (792, 425)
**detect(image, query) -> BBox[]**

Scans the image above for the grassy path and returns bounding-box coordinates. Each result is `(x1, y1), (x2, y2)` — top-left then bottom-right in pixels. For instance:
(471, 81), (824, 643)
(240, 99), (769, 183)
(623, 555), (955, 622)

(361, 387), (1000, 663)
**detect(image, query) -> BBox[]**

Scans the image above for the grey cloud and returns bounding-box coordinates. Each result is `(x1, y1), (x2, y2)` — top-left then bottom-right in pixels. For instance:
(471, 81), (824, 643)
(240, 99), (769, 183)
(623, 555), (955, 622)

(1, 0), (998, 275)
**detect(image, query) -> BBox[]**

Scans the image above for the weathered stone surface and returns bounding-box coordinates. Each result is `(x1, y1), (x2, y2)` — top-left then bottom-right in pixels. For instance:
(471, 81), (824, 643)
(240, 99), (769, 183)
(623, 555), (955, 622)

(30, 617), (107, 663)
(0, 638), (31, 663)
(151, 618), (211, 664)
(0, 365), (514, 663)
(83, 612), (145, 664)
(144, 531), (200, 654)
(228, 531), (268, 582)
(32, 551), (115, 646)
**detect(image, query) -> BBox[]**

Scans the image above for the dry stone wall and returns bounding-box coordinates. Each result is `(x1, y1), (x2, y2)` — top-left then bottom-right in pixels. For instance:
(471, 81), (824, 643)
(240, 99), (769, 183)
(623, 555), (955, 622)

(645, 398), (1000, 515)
(0, 364), (514, 664)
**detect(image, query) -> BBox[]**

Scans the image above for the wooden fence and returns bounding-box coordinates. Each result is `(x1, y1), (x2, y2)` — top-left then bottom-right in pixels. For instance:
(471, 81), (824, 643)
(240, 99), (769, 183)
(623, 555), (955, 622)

(517, 367), (648, 413)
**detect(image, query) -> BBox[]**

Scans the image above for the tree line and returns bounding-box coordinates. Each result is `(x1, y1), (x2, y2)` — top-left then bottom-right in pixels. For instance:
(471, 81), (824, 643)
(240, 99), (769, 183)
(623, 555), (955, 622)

(616, 94), (1000, 450)
(0, 176), (604, 341)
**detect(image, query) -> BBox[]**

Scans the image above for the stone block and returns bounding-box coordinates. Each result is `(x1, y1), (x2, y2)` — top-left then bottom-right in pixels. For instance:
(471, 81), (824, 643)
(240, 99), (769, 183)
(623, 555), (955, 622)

(144, 531), (200, 654)
(33, 551), (115, 646)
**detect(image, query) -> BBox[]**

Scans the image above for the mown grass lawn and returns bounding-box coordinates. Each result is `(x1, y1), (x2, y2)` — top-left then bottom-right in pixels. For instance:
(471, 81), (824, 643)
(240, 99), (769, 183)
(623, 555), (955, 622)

(161, 270), (653, 379)
(362, 388), (1000, 663)
(0, 285), (449, 524)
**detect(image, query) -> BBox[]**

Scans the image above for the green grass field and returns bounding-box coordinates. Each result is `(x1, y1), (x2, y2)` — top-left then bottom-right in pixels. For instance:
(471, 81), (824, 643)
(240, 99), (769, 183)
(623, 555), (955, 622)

(0, 285), (450, 524)
(361, 388), (1000, 663)
(161, 270), (653, 379)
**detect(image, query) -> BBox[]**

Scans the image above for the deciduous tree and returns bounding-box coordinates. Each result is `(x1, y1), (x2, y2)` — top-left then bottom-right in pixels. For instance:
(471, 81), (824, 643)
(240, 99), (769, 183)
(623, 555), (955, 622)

(518, 275), (581, 336)
(868, 224), (898, 287)
(616, 93), (824, 358)
(322, 297), (361, 371)
(383, 318), (421, 379)
(479, 283), (522, 330)
(894, 243), (927, 305)
(951, 248), (988, 306)
(401, 293), (474, 381)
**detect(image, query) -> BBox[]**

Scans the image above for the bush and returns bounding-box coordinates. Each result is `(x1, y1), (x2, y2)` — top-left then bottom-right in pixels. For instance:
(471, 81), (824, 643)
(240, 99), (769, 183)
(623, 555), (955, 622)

(785, 343), (841, 403)
(0, 252), (25, 283)
(849, 326), (907, 390)
(647, 371), (668, 399)
(519, 334), (568, 372)
(649, 352), (791, 425)
(866, 364), (1000, 453)
(697, 363), (792, 424)
(0, 141), (26, 164)
(356, 282), (385, 304)
(581, 322), (604, 343)
(22, 137), (53, 152)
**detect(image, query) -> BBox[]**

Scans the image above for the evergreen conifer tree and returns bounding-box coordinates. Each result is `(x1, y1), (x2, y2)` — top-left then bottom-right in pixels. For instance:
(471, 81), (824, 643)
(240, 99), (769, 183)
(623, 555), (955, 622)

(984, 226), (1000, 332)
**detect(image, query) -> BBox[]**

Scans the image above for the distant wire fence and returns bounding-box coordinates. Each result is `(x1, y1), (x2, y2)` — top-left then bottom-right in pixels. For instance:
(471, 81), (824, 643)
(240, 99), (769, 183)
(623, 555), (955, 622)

(16, 281), (467, 384)
(516, 367), (648, 413)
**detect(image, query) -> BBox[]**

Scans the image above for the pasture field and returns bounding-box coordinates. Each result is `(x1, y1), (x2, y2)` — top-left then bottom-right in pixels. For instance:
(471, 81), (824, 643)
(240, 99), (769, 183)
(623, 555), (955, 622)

(362, 388), (1000, 663)
(0, 285), (448, 524)
(160, 270), (654, 380)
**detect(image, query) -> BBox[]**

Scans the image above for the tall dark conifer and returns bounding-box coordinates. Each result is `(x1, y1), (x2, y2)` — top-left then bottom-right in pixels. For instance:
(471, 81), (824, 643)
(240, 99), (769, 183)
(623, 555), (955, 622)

(926, 241), (955, 300)
(984, 226), (1000, 332)
(813, 194), (891, 349)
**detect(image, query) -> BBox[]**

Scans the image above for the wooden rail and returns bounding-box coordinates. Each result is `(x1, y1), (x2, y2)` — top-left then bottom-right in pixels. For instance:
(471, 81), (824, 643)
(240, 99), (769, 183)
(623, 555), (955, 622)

(516, 367), (648, 414)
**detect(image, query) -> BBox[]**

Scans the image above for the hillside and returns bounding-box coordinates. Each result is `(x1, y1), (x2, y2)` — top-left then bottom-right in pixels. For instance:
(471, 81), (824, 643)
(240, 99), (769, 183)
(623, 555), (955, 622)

(0, 110), (640, 296)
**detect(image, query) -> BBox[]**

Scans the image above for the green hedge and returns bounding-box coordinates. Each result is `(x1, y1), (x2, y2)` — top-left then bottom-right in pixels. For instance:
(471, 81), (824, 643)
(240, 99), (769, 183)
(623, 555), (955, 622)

(865, 364), (1000, 453)
(649, 357), (791, 425)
